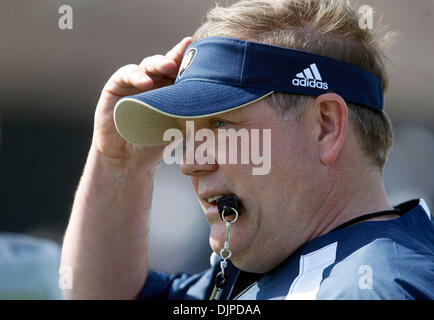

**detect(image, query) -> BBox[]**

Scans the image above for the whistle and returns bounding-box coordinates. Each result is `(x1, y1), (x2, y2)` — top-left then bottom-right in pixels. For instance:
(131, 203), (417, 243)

(216, 195), (241, 221)
(209, 194), (241, 300)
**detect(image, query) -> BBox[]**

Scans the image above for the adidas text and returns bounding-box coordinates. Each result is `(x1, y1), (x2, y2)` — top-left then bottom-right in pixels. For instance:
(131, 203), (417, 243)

(292, 78), (328, 90)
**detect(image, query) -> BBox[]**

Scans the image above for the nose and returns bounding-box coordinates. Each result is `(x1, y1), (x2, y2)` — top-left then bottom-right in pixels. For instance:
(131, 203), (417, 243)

(180, 161), (218, 176)
(179, 139), (219, 176)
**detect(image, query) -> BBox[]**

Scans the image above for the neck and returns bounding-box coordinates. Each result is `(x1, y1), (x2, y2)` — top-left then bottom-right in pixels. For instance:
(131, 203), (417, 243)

(308, 165), (394, 241)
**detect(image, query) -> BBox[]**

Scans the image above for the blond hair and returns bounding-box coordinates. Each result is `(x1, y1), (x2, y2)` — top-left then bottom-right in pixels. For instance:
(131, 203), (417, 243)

(193, 0), (396, 169)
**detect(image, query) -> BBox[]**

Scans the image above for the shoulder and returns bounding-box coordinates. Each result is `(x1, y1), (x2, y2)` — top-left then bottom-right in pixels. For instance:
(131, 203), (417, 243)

(317, 237), (434, 299)
(316, 199), (434, 300)
(139, 268), (215, 300)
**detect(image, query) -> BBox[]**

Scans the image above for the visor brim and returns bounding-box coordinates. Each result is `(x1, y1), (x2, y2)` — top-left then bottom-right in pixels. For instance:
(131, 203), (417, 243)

(114, 80), (273, 146)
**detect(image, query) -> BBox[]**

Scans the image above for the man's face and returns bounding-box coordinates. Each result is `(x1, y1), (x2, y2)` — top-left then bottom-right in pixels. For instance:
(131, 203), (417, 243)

(178, 99), (320, 273)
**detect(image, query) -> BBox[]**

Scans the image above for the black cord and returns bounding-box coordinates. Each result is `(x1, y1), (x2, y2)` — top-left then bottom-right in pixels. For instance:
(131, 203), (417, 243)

(330, 209), (402, 233)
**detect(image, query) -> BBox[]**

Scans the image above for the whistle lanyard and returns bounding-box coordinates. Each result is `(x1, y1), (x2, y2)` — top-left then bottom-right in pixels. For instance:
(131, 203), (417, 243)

(208, 206), (401, 300)
(209, 206), (239, 300)
(330, 209), (402, 233)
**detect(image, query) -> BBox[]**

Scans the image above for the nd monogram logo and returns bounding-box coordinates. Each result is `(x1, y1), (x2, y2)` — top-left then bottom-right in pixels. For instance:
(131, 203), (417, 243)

(178, 48), (197, 78)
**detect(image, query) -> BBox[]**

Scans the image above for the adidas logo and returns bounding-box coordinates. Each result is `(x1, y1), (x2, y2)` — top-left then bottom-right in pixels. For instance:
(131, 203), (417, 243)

(291, 63), (328, 90)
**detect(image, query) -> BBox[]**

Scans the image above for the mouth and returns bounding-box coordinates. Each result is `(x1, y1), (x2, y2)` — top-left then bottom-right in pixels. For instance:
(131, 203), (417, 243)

(201, 193), (241, 222)
(207, 195), (226, 205)
(200, 193), (235, 217)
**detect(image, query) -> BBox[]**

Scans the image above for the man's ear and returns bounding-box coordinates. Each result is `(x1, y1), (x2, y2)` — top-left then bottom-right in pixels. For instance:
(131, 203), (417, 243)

(314, 93), (348, 165)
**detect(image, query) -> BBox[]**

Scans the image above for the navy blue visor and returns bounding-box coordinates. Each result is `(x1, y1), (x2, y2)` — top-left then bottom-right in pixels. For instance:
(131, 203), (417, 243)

(114, 36), (384, 145)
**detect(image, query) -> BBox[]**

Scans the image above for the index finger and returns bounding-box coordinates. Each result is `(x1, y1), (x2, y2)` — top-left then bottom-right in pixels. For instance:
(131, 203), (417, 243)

(165, 36), (193, 66)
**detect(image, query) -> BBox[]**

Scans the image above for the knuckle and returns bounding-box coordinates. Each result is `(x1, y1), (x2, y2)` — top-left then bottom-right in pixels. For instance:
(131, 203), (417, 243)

(112, 64), (139, 80)
(139, 56), (151, 66)
(140, 54), (168, 69)
(118, 64), (138, 72)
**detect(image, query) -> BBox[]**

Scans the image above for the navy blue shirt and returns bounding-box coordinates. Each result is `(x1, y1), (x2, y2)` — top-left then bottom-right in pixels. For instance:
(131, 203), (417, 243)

(139, 199), (434, 300)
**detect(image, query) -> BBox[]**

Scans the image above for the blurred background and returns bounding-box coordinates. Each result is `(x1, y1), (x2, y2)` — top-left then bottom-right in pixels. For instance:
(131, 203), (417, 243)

(0, 0), (433, 298)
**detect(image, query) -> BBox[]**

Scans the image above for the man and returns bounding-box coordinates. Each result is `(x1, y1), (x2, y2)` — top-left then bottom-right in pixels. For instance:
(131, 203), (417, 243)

(61, 0), (433, 299)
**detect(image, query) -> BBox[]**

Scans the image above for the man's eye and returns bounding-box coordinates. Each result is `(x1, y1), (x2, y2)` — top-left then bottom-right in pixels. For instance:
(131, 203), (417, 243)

(214, 120), (229, 128)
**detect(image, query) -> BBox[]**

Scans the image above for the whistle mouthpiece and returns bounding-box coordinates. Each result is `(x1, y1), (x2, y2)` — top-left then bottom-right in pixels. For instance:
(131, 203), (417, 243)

(216, 195), (241, 221)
